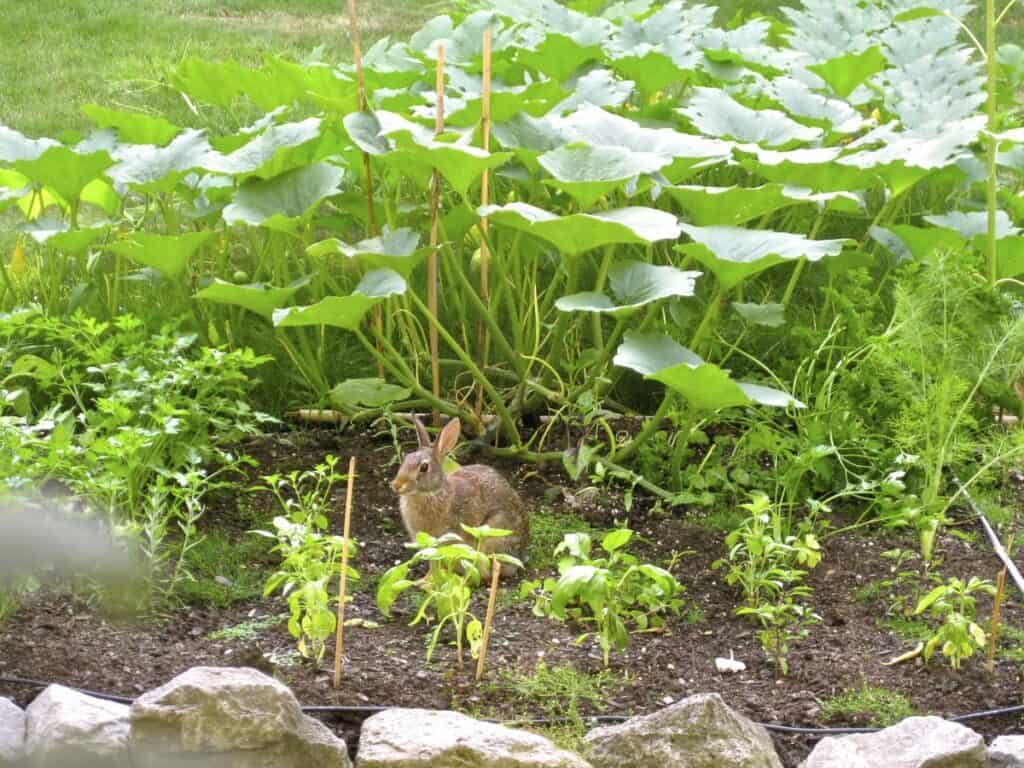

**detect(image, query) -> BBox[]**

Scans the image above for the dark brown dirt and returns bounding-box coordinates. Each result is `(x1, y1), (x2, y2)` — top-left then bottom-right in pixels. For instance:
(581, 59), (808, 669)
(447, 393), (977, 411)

(2, 427), (1023, 766)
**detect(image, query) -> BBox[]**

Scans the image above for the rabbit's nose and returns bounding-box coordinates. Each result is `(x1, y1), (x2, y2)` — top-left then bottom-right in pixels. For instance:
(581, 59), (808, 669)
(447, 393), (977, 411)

(390, 478), (403, 493)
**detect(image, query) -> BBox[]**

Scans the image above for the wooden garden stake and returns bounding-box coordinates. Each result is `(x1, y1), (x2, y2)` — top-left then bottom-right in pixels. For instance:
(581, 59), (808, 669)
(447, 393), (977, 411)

(988, 533), (1014, 673)
(475, 28), (493, 416)
(475, 556), (502, 681)
(345, 0), (384, 377)
(428, 45), (445, 428)
(333, 456), (357, 689)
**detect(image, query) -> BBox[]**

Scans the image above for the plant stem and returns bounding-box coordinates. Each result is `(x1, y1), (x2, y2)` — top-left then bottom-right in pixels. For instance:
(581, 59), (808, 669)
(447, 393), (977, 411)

(986, 0), (999, 286)
(615, 393), (674, 464)
(689, 285), (727, 353)
(591, 246), (615, 348)
(408, 292), (520, 444)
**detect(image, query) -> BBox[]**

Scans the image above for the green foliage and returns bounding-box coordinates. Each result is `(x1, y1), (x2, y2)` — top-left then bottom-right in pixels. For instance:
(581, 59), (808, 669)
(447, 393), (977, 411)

(914, 576), (996, 670)
(207, 613), (287, 641)
(376, 525), (521, 666)
(527, 510), (598, 572)
(496, 661), (619, 749)
(847, 255), (1024, 560)
(523, 529), (683, 666)
(821, 685), (917, 727)
(0, 311), (273, 515)
(716, 492), (822, 676)
(714, 492), (821, 609)
(251, 456), (359, 662)
(737, 595), (818, 677)
(175, 531), (268, 608)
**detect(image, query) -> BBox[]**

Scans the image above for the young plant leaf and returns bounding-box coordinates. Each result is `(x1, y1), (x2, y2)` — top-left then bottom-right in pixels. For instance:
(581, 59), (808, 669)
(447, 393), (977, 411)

(272, 270), (406, 329)
(556, 261), (701, 316)
(81, 105), (181, 146)
(329, 378), (412, 409)
(807, 46), (888, 98)
(678, 224), (851, 291)
(106, 231), (212, 278)
(307, 228), (426, 278)
(539, 143), (670, 209)
(614, 332), (804, 410)
(479, 202), (681, 255)
(678, 87), (823, 147)
(223, 163), (344, 233)
(195, 277), (310, 319)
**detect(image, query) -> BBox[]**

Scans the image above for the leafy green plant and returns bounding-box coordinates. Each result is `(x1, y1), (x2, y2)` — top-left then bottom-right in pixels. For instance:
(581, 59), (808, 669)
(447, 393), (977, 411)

(738, 594), (819, 677)
(914, 576), (996, 670)
(524, 529), (683, 666)
(376, 525), (521, 666)
(714, 492), (821, 609)
(252, 456), (359, 662)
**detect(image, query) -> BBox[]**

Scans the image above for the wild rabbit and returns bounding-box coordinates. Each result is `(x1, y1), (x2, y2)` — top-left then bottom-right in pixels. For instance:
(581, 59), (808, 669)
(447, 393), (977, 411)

(389, 415), (529, 577)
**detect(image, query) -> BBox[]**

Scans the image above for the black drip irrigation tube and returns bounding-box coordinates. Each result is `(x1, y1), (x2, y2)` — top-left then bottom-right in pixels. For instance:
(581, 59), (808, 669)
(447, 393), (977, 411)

(4, 674), (1024, 738)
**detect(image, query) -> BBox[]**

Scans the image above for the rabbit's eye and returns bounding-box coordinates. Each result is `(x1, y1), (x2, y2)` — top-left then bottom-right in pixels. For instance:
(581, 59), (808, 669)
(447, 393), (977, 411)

(419, 461), (429, 473)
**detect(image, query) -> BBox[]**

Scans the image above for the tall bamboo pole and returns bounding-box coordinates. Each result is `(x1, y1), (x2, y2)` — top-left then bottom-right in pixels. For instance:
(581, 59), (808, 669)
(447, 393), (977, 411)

(428, 46), (445, 428)
(332, 457), (357, 689)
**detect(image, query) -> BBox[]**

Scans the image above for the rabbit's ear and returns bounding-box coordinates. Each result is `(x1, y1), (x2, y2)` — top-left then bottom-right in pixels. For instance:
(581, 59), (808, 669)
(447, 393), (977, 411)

(413, 414), (431, 448)
(435, 417), (461, 457)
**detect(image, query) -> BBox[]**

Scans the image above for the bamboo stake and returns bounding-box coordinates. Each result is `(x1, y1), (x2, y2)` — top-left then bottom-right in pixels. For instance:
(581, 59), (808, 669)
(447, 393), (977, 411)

(476, 28), (493, 417)
(988, 534), (1014, 673)
(345, 0), (384, 377)
(475, 556), (502, 681)
(333, 456), (357, 689)
(428, 45), (445, 428)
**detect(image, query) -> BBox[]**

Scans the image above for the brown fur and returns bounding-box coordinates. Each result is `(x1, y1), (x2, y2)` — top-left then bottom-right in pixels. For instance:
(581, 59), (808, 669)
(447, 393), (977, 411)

(390, 416), (529, 577)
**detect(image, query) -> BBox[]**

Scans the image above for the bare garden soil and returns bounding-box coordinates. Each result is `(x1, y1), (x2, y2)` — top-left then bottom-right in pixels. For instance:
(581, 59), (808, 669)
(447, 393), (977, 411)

(2, 427), (1024, 766)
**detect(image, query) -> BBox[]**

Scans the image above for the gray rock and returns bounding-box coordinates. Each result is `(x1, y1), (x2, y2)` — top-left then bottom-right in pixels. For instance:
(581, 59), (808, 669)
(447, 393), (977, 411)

(801, 716), (986, 768)
(355, 708), (591, 768)
(583, 692), (781, 768)
(0, 697), (25, 765)
(24, 684), (130, 768)
(130, 666), (350, 768)
(990, 735), (1024, 768)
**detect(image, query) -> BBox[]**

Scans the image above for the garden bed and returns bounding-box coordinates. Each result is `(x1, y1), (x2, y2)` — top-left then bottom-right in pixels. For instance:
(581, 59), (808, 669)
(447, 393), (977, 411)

(1, 427), (1023, 767)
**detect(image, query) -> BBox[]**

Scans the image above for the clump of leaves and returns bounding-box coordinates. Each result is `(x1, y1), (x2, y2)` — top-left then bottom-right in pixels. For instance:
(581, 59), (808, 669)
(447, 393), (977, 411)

(714, 492), (821, 609)
(738, 595), (819, 678)
(914, 576), (996, 670)
(376, 525), (521, 666)
(716, 492), (822, 676)
(523, 529), (683, 666)
(251, 456), (358, 663)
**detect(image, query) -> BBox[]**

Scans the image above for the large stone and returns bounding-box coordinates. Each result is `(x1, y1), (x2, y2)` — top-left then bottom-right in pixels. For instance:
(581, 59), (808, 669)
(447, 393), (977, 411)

(0, 697), (25, 765)
(355, 708), (592, 768)
(990, 735), (1024, 768)
(129, 666), (351, 768)
(801, 716), (986, 768)
(583, 692), (781, 768)
(23, 684), (131, 768)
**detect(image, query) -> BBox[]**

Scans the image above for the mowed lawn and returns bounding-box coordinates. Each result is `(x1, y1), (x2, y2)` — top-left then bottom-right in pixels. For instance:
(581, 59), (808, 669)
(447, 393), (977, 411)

(0, 0), (440, 137)
(1, 0), (1019, 138)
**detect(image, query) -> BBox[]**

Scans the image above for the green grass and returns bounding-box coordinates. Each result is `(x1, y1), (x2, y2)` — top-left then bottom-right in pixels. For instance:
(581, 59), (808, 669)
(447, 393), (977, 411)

(821, 684), (916, 727)
(176, 530), (269, 607)
(0, 0), (440, 137)
(997, 625), (1024, 663)
(878, 616), (932, 642)
(527, 510), (599, 572)
(489, 662), (620, 752)
(207, 612), (287, 641)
